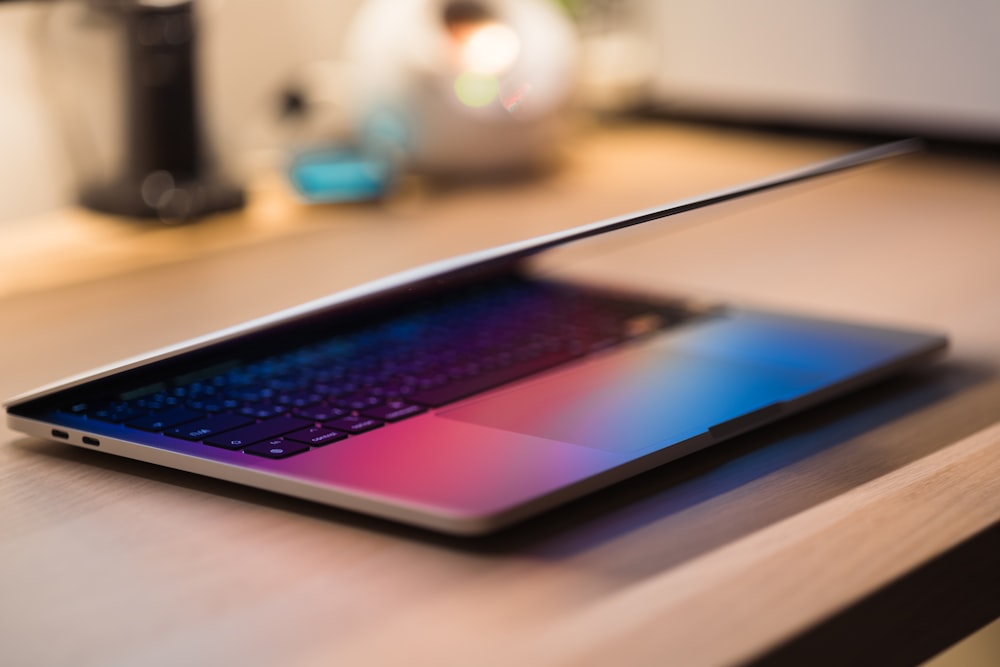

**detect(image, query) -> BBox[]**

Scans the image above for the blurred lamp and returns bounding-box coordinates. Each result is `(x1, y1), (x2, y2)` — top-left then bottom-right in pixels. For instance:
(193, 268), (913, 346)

(345, 0), (579, 175)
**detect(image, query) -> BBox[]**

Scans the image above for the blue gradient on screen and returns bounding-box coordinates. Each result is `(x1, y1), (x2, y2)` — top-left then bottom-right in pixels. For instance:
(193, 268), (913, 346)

(667, 309), (938, 381)
(441, 338), (822, 454)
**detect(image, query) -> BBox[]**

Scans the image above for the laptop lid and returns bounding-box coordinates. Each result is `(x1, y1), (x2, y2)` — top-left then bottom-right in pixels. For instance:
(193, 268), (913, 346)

(4, 139), (920, 408)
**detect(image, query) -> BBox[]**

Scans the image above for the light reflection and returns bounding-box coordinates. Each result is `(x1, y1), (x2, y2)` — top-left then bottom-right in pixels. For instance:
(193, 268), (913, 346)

(460, 23), (520, 75)
(501, 82), (533, 113)
(444, 2), (522, 109)
(454, 72), (500, 108)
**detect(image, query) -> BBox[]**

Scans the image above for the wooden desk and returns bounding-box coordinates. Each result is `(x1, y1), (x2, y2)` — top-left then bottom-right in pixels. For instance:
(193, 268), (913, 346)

(3, 122), (999, 666)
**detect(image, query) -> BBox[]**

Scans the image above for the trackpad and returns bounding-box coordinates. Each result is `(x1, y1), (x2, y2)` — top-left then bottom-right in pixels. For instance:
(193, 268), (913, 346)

(440, 343), (822, 454)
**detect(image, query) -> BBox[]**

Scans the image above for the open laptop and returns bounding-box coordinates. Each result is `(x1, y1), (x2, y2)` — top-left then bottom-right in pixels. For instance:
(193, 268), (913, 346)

(4, 140), (946, 535)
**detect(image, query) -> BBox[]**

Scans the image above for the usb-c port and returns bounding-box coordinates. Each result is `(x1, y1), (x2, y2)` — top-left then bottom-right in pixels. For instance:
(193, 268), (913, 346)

(52, 429), (70, 440)
(82, 436), (100, 447)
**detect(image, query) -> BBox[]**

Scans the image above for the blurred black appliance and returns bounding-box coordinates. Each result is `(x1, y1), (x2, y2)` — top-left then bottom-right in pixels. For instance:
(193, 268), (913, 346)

(75, 0), (243, 221)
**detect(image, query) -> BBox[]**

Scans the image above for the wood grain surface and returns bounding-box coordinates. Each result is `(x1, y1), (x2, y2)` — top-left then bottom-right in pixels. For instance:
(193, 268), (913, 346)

(2, 121), (999, 667)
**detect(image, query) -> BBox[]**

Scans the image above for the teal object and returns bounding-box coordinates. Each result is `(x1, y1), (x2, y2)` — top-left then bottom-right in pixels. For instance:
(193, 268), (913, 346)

(288, 148), (393, 203)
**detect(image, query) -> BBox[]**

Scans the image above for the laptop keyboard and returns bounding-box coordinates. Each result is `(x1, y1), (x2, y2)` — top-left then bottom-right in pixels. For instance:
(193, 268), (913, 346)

(62, 280), (694, 459)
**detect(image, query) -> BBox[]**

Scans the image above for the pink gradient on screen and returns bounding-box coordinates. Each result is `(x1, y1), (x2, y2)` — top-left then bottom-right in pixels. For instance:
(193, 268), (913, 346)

(270, 415), (622, 518)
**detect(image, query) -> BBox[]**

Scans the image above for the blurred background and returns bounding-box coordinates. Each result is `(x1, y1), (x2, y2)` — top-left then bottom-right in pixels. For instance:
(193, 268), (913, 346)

(0, 2), (998, 663)
(1, 0), (998, 224)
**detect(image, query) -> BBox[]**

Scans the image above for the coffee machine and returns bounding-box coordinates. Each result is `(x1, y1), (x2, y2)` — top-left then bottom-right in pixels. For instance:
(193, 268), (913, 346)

(52, 0), (243, 222)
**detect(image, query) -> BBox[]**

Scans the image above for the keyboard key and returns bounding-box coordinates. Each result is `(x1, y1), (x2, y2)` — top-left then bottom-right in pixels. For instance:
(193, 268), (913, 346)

(359, 401), (426, 422)
(127, 407), (205, 432)
(91, 405), (147, 424)
(294, 405), (346, 422)
(203, 416), (312, 449)
(238, 404), (289, 419)
(284, 426), (347, 446)
(276, 391), (323, 407)
(409, 351), (575, 407)
(165, 414), (254, 441)
(244, 438), (310, 459)
(323, 415), (384, 435)
(334, 393), (384, 411)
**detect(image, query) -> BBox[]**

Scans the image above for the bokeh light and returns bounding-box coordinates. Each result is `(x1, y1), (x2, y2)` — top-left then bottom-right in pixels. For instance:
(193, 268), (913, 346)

(454, 72), (500, 107)
(460, 23), (520, 75)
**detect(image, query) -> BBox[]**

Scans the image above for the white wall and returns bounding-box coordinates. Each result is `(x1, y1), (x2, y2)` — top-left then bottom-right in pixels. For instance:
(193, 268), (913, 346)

(0, 5), (75, 224)
(634, 0), (1000, 138)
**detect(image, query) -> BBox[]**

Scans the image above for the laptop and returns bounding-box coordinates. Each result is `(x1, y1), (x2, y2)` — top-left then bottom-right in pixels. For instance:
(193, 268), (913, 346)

(4, 140), (946, 535)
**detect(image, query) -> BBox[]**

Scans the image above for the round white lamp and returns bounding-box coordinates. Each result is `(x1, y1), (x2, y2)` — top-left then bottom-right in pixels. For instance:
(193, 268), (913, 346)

(345, 0), (579, 175)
